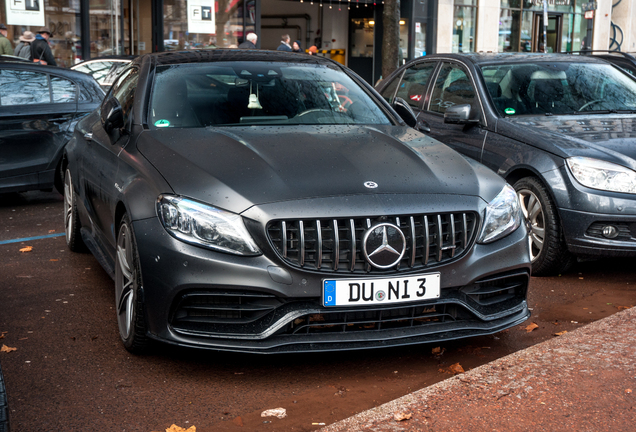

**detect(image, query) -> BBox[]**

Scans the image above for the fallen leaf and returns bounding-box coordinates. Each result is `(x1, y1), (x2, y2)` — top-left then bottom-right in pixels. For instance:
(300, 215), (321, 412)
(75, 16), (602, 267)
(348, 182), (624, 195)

(50, 259), (59, 262)
(448, 363), (464, 374)
(617, 306), (632, 311)
(432, 347), (441, 354)
(525, 323), (539, 333)
(394, 412), (412, 421)
(19, 246), (33, 253)
(261, 408), (287, 419)
(165, 425), (196, 432)
(232, 416), (244, 427)
(48, 230), (56, 233)
(554, 331), (568, 336)
(626, 389), (632, 394)
(0, 331), (7, 339)
(1, 345), (17, 353)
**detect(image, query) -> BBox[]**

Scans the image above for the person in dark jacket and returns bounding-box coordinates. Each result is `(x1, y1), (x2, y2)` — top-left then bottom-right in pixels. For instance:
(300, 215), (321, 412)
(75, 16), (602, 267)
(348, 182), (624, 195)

(0, 23), (12, 55)
(292, 40), (302, 53)
(31, 27), (56, 66)
(276, 34), (292, 51)
(238, 32), (257, 49)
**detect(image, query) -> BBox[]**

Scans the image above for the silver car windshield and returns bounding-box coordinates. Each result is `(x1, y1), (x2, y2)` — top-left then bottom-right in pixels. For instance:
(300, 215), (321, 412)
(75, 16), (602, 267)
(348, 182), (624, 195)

(149, 62), (392, 128)
(480, 62), (636, 116)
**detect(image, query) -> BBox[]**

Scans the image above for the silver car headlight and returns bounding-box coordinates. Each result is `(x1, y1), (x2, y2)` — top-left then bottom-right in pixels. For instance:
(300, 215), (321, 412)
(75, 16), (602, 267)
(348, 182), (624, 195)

(478, 184), (522, 244)
(566, 156), (636, 194)
(157, 195), (261, 256)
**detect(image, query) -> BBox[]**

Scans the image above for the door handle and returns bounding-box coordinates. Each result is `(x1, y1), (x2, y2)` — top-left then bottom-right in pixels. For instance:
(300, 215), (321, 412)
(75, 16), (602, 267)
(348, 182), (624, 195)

(416, 120), (431, 133)
(84, 132), (93, 141)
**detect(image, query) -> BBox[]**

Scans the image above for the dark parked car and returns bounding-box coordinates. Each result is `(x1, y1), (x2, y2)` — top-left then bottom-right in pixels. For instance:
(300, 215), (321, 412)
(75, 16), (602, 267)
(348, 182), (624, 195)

(377, 53), (636, 276)
(0, 362), (8, 432)
(0, 60), (104, 194)
(71, 56), (135, 91)
(63, 50), (530, 354)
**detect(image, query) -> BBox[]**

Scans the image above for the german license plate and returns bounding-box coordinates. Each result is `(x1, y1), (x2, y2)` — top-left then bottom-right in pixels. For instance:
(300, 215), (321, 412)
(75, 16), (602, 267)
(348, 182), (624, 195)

(322, 273), (441, 307)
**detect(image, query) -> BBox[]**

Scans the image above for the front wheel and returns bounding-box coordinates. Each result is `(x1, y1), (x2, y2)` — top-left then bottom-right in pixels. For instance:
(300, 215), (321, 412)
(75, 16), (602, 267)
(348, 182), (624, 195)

(514, 176), (575, 276)
(64, 168), (86, 252)
(115, 214), (150, 354)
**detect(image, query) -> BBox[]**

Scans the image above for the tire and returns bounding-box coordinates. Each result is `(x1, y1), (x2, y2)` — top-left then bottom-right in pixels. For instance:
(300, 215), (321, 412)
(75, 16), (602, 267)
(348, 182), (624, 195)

(63, 169), (87, 252)
(514, 176), (575, 276)
(0, 362), (9, 432)
(115, 214), (150, 354)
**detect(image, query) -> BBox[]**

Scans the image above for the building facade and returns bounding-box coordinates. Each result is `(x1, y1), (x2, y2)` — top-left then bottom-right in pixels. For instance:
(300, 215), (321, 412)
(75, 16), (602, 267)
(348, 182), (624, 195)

(1, 0), (635, 80)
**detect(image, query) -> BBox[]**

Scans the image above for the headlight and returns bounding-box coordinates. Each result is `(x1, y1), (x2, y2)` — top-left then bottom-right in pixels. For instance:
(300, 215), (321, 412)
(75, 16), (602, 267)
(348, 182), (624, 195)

(156, 195), (261, 256)
(566, 156), (636, 194)
(478, 184), (522, 244)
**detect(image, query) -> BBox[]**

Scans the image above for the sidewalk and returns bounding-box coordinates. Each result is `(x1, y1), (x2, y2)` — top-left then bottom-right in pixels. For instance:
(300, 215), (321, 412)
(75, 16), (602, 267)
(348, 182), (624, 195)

(321, 306), (636, 432)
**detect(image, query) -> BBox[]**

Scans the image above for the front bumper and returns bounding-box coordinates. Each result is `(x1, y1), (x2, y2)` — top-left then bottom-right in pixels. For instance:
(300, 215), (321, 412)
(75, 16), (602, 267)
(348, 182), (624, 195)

(551, 165), (636, 257)
(133, 212), (531, 353)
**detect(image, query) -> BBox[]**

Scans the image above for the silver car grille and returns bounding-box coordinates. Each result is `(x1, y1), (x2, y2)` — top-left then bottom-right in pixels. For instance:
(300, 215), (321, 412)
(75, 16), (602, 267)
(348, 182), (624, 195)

(266, 212), (478, 274)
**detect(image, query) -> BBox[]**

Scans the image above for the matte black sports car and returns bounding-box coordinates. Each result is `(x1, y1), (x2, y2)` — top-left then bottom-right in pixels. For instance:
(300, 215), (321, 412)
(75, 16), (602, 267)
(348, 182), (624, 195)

(63, 50), (530, 354)
(377, 53), (636, 276)
(0, 60), (104, 194)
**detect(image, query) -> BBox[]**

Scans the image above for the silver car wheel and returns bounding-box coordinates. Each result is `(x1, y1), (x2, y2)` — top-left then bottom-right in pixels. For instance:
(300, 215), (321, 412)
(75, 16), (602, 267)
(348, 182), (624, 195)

(517, 188), (545, 261)
(116, 222), (135, 340)
(64, 170), (74, 245)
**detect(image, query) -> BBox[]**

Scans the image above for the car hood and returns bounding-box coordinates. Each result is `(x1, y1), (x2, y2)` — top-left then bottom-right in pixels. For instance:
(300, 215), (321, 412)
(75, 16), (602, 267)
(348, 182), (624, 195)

(503, 115), (636, 169)
(137, 125), (503, 214)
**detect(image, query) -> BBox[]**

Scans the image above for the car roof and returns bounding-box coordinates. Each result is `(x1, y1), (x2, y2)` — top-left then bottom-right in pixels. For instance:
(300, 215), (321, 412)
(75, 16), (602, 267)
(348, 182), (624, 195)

(421, 52), (610, 66)
(0, 54), (31, 63)
(0, 61), (103, 83)
(135, 49), (340, 67)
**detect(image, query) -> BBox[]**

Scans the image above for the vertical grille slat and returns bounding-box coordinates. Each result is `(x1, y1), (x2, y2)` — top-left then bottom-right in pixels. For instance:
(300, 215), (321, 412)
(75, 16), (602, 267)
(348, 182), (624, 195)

(316, 220), (323, 269)
(333, 219), (340, 271)
(268, 211), (478, 274)
(299, 220), (305, 267)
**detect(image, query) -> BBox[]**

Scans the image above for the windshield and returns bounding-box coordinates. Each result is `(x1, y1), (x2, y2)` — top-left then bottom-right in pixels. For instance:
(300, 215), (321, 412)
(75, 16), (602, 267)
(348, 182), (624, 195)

(148, 62), (392, 129)
(480, 62), (636, 116)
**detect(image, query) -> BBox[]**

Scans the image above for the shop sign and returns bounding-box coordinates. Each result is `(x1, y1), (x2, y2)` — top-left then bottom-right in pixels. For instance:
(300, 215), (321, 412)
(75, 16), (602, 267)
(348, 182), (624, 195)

(5, 0), (45, 27)
(532, 0), (571, 6)
(188, 0), (215, 34)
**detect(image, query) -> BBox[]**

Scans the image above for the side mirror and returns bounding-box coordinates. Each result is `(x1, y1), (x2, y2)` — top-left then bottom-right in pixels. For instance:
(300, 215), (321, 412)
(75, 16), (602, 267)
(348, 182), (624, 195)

(444, 104), (479, 125)
(100, 96), (124, 134)
(392, 97), (417, 128)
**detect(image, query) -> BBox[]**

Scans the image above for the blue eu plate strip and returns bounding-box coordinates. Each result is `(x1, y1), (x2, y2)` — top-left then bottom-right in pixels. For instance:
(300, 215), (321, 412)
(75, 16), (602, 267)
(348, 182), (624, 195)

(323, 280), (336, 306)
(0, 233), (65, 245)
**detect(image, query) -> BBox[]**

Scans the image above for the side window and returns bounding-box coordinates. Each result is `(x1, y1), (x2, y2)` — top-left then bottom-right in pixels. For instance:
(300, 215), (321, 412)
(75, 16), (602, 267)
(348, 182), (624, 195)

(395, 62), (436, 109)
(380, 73), (401, 104)
(112, 68), (139, 127)
(74, 61), (112, 84)
(0, 69), (50, 106)
(429, 63), (476, 114)
(51, 76), (77, 103)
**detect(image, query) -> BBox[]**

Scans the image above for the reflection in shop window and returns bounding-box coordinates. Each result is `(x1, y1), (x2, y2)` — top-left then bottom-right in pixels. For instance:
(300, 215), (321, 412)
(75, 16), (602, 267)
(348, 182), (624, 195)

(453, 0), (477, 53)
(163, 0), (246, 50)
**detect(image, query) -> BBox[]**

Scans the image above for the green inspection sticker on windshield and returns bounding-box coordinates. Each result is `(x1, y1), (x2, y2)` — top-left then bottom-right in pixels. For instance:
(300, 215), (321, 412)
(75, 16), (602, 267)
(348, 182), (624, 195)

(504, 107), (516, 115)
(155, 119), (170, 127)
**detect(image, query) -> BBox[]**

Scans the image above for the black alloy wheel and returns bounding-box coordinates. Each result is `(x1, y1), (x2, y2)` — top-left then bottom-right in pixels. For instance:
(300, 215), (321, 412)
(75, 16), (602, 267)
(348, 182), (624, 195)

(115, 214), (149, 354)
(514, 176), (574, 276)
(64, 169), (86, 252)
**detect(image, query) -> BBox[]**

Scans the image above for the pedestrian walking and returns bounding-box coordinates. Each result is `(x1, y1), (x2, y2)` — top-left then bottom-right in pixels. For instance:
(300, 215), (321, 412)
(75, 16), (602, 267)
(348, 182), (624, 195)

(31, 27), (56, 66)
(276, 34), (292, 52)
(292, 40), (302, 53)
(0, 24), (13, 55)
(238, 32), (258, 49)
(14, 31), (35, 60)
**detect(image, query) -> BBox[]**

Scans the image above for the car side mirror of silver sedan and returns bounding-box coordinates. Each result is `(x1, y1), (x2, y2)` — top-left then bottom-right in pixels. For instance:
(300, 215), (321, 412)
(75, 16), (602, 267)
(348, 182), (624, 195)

(444, 104), (479, 125)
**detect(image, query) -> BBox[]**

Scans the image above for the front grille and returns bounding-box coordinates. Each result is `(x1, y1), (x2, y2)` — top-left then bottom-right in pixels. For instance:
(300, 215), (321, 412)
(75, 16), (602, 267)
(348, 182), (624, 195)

(267, 212), (478, 274)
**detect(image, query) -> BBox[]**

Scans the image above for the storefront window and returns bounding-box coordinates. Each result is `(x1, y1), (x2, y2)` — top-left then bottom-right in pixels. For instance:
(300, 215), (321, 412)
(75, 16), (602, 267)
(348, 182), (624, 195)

(415, 21), (426, 58)
(499, 9), (522, 52)
(572, 13), (587, 52)
(453, 0), (477, 53)
(163, 0), (244, 50)
(1, 0), (82, 66)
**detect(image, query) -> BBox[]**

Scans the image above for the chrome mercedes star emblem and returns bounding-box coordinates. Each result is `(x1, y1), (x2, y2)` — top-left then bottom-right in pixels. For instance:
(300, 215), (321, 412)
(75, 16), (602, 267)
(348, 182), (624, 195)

(364, 181), (378, 189)
(362, 223), (406, 269)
